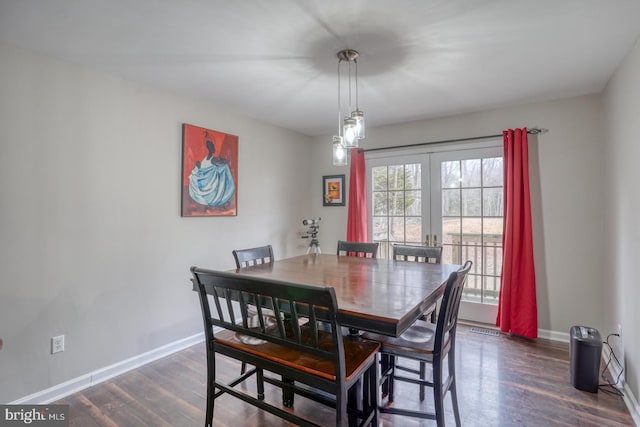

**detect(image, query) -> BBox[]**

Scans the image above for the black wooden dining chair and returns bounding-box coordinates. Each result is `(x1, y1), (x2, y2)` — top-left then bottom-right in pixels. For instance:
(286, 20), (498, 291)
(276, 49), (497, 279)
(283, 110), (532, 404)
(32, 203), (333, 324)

(392, 244), (443, 321)
(392, 244), (442, 264)
(232, 244), (274, 268)
(390, 244), (444, 394)
(337, 240), (379, 258)
(231, 245), (274, 377)
(191, 267), (380, 427)
(363, 260), (472, 426)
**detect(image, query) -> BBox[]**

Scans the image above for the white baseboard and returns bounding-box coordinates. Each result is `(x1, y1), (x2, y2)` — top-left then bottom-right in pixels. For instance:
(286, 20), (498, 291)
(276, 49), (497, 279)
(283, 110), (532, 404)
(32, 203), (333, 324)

(622, 383), (640, 426)
(538, 328), (570, 342)
(11, 332), (205, 405)
(458, 321), (570, 343)
(603, 345), (639, 426)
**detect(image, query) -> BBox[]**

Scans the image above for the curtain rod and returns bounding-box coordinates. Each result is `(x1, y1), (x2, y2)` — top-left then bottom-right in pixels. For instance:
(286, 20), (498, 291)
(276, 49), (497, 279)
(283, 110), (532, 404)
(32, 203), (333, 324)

(362, 127), (548, 153)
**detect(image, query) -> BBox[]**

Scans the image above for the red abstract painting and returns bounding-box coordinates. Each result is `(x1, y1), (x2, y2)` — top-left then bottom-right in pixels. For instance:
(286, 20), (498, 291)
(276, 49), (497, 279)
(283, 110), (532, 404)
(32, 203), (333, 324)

(181, 123), (238, 216)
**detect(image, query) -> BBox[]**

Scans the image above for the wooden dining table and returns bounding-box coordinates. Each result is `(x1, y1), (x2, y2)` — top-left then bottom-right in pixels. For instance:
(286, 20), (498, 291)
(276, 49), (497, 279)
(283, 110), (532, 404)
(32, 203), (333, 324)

(231, 253), (461, 337)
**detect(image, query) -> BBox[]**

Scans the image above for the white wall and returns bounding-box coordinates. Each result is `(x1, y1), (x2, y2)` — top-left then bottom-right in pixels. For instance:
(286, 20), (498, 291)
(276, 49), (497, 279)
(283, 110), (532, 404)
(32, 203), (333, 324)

(602, 37), (640, 408)
(312, 95), (606, 336)
(0, 43), (313, 403)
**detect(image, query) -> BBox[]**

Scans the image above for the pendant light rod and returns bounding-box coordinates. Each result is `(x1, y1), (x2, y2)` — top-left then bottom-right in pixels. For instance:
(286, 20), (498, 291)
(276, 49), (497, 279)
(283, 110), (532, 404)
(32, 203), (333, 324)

(337, 57), (342, 136)
(348, 59), (353, 113)
(338, 49), (358, 113)
(355, 58), (359, 110)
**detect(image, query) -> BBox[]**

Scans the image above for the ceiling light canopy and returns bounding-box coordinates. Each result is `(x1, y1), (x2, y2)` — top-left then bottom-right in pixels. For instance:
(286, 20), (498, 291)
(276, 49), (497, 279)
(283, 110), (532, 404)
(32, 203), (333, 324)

(332, 49), (365, 166)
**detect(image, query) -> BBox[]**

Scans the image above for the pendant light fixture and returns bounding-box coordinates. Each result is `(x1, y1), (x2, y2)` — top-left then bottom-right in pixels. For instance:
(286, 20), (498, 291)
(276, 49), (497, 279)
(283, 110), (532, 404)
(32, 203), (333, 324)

(332, 49), (365, 165)
(332, 53), (347, 166)
(332, 135), (347, 166)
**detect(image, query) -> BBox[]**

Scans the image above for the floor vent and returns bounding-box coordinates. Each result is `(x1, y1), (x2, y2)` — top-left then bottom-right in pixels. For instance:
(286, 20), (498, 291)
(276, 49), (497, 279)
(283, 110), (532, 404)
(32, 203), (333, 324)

(470, 327), (500, 337)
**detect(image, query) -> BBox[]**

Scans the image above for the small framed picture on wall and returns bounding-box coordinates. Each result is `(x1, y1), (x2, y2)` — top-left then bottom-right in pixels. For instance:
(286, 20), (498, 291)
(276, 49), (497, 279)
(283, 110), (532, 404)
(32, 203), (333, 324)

(323, 174), (345, 206)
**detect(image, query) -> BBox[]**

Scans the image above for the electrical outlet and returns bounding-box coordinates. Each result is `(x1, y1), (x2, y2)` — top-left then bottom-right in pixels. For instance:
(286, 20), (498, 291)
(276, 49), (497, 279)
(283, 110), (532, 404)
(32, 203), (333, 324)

(51, 335), (64, 354)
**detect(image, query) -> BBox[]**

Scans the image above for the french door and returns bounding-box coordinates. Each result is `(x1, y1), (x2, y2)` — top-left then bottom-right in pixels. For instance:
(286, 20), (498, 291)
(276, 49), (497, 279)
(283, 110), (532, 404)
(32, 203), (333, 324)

(367, 144), (503, 324)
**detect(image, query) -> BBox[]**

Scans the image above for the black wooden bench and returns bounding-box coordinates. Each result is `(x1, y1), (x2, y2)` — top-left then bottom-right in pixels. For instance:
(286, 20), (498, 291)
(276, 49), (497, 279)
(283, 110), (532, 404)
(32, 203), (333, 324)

(191, 266), (380, 427)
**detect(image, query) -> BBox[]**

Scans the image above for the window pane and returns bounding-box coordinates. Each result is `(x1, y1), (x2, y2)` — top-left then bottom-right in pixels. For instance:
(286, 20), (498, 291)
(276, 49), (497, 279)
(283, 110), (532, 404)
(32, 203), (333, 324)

(441, 161), (460, 188)
(483, 187), (503, 216)
(390, 217), (405, 242)
(442, 217), (461, 245)
(483, 275), (500, 304)
(483, 157), (503, 186)
(461, 188), (481, 216)
(406, 217), (422, 244)
(442, 189), (460, 216)
(483, 218), (503, 240)
(462, 159), (481, 187)
(405, 164), (421, 189)
(441, 244), (457, 265)
(388, 165), (404, 190)
(372, 166), (387, 191)
(389, 191), (404, 215)
(405, 190), (421, 216)
(373, 217), (389, 241)
(464, 272), (482, 302)
(482, 245), (502, 288)
(461, 217), (482, 235)
(373, 192), (388, 216)
(460, 242), (482, 273)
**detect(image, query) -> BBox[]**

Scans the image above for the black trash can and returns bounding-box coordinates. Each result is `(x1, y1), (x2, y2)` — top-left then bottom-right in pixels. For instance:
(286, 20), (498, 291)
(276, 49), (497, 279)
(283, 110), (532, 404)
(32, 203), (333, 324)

(570, 326), (602, 392)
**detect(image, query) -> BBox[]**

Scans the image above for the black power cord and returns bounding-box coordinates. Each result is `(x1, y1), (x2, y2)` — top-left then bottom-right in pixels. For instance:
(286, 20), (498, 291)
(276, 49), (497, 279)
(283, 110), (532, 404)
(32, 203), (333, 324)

(599, 333), (624, 396)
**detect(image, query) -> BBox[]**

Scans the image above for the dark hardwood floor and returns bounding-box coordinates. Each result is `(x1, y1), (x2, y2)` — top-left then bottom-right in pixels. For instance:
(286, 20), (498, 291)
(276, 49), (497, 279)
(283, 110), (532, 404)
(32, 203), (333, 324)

(55, 324), (633, 426)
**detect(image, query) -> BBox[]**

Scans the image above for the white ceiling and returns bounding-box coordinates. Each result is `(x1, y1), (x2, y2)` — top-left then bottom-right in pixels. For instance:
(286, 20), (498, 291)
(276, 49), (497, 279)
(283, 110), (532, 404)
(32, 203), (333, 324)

(1, 0), (639, 136)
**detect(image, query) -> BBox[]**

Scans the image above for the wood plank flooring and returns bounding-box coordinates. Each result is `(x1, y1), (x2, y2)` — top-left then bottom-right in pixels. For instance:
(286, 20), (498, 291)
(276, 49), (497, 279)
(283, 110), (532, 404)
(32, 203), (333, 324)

(55, 325), (634, 426)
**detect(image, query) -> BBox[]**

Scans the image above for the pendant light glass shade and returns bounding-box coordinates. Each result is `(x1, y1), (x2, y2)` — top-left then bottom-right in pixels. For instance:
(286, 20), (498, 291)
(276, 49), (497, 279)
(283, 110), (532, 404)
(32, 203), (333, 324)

(332, 135), (347, 166)
(343, 116), (358, 148)
(332, 49), (364, 163)
(351, 109), (365, 140)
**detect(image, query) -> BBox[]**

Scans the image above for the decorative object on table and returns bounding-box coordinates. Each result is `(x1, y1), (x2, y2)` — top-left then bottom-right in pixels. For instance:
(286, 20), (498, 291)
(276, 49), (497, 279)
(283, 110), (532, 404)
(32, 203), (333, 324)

(331, 49), (365, 166)
(181, 123), (238, 217)
(322, 174), (345, 206)
(301, 217), (321, 254)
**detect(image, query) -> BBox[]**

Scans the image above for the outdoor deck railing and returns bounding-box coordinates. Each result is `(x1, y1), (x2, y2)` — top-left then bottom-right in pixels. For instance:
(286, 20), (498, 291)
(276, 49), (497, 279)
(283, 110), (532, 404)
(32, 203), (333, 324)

(376, 232), (502, 304)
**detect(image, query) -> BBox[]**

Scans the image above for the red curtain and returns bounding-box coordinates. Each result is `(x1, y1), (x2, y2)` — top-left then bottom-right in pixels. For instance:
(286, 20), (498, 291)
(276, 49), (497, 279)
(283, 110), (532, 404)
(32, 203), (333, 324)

(497, 128), (538, 339)
(346, 148), (368, 242)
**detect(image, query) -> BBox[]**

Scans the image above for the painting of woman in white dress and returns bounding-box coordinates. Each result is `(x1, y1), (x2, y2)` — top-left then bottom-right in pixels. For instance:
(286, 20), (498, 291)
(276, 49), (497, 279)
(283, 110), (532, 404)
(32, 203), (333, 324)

(181, 124), (238, 216)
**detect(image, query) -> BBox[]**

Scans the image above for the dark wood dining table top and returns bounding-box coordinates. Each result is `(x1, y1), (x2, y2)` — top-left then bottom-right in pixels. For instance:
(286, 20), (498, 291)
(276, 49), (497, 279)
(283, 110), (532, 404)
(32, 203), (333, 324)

(231, 253), (460, 337)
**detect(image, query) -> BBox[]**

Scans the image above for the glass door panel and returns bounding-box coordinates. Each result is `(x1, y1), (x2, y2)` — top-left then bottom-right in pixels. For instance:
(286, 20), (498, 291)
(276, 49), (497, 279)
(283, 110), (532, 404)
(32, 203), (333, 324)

(367, 147), (502, 324)
(369, 155), (428, 258)
(430, 147), (503, 324)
